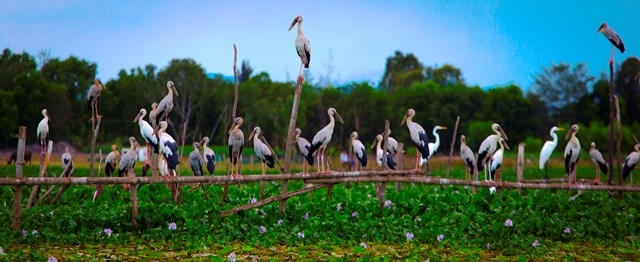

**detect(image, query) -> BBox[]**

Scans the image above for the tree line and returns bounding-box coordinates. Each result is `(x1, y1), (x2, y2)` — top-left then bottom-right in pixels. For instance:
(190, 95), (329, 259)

(1, 48), (639, 155)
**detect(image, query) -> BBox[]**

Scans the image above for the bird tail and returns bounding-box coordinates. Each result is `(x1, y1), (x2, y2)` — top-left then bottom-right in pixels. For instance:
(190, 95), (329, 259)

(265, 155), (276, 168)
(477, 151), (487, 171)
(87, 98), (92, 110)
(622, 164), (633, 181)
(598, 162), (608, 175)
(206, 156), (215, 174)
(105, 163), (114, 177)
(307, 143), (322, 165)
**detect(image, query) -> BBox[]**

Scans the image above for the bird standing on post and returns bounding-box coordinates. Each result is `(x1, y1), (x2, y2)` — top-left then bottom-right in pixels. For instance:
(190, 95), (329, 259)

(622, 144), (640, 182)
(200, 136), (216, 175)
(400, 108), (430, 172)
(134, 108), (159, 165)
(489, 138), (509, 181)
(477, 123), (508, 181)
(118, 137), (139, 178)
(539, 126), (564, 180)
(156, 81), (178, 124)
(288, 15), (311, 82)
(104, 144), (121, 177)
(154, 121), (179, 177)
(189, 142), (204, 177)
(36, 109), (50, 154)
(459, 135), (475, 180)
(308, 108), (344, 174)
(597, 22), (625, 64)
(228, 117), (245, 177)
(294, 128), (313, 173)
(372, 134), (397, 170)
(563, 124), (581, 187)
(87, 79), (105, 121)
(589, 142), (607, 183)
(61, 147), (73, 177)
(349, 131), (367, 171)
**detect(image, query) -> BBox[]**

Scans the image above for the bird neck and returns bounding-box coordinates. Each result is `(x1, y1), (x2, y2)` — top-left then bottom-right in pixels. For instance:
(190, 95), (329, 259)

(550, 132), (558, 144)
(433, 130), (440, 147)
(297, 23), (303, 34)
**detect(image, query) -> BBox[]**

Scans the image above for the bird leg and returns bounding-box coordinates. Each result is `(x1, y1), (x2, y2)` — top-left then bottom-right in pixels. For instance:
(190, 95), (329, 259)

(146, 144), (151, 166)
(260, 162), (265, 200)
(544, 164), (549, 182)
(412, 152), (420, 172)
(595, 167), (600, 183)
(609, 45), (614, 65)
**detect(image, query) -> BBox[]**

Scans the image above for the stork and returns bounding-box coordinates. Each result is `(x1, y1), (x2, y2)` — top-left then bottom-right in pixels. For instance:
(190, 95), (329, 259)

(153, 121), (179, 177)
(104, 144), (121, 177)
(589, 142), (607, 183)
(308, 108), (344, 174)
(189, 142), (204, 177)
(622, 144), (640, 182)
(149, 102), (159, 128)
(539, 126), (564, 180)
(400, 108), (430, 171)
(419, 125), (448, 167)
(489, 138), (509, 181)
(477, 123), (508, 180)
(249, 126), (276, 174)
(118, 137), (139, 178)
(134, 108), (159, 164)
(349, 131), (367, 171)
(288, 15), (312, 82)
(87, 79), (105, 120)
(564, 124), (581, 187)
(200, 136), (216, 175)
(459, 135), (475, 180)
(597, 22), (625, 64)
(228, 117), (245, 177)
(294, 128), (313, 173)
(61, 147), (73, 177)
(36, 109), (50, 154)
(372, 134), (397, 170)
(381, 129), (399, 156)
(156, 81), (179, 124)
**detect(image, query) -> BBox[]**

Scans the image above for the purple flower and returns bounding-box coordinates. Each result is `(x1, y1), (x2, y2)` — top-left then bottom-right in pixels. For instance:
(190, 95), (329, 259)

(360, 242), (367, 248)
(487, 243), (491, 250)
(259, 226), (267, 234)
(48, 256), (58, 262)
(352, 212), (358, 218)
(168, 222), (177, 231)
(277, 219), (283, 226)
(384, 200), (392, 209)
(564, 227), (571, 234)
(228, 252), (236, 262)
(297, 231), (305, 238)
(532, 240), (540, 247)
(21, 229), (27, 237)
(104, 228), (112, 237)
(504, 219), (513, 227)
(302, 212), (309, 220)
(250, 198), (257, 204)
(437, 234), (444, 242)
(337, 203), (342, 211)
(405, 232), (414, 240)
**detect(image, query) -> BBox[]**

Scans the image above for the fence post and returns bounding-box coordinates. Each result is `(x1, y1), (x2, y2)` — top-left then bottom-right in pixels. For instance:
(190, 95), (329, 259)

(12, 126), (26, 230)
(517, 143), (525, 193)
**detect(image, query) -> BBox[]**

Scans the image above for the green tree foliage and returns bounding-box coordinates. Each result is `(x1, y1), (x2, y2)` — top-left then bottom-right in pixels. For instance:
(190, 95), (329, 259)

(615, 57), (640, 124)
(239, 59), (253, 83)
(380, 51), (424, 92)
(425, 64), (464, 86)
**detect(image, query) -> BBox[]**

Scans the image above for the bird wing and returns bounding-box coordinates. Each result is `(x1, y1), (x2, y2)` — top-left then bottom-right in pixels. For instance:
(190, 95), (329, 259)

(204, 149), (216, 174)
(409, 123), (429, 159)
(539, 141), (555, 169)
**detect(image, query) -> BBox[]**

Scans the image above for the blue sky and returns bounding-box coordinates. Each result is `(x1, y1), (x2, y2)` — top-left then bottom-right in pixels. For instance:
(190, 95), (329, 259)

(1, 0), (638, 89)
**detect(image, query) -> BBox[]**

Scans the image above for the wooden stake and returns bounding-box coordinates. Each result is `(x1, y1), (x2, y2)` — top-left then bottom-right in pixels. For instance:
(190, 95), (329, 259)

(615, 95), (623, 199)
(222, 44), (240, 204)
(516, 142), (525, 193)
(395, 143), (404, 191)
(378, 120), (390, 209)
(445, 116), (460, 179)
(280, 65), (305, 215)
(26, 140), (52, 209)
(12, 126), (26, 230)
(607, 61), (615, 186)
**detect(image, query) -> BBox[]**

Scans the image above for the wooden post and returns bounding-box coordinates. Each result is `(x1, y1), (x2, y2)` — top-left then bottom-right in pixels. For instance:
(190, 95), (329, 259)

(130, 179), (139, 229)
(26, 140), (52, 209)
(89, 115), (102, 177)
(222, 44), (240, 203)
(378, 120), (389, 209)
(12, 126), (26, 230)
(615, 96), (623, 199)
(607, 61), (615, 186)
(395, 143), (404, 191)
(516, 143), (525, 193)
(445, 116), (460, 179)
(280, 69), (305, 215)
(472, 153), (478, 193)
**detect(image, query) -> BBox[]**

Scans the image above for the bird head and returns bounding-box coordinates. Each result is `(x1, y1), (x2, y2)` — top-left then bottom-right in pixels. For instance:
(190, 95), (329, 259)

(94, 79), (104, 89)
(328, 108), (344, 124)
(590, 142), (596, 149)
(565, 124), (579, 140)
(133, 108), (146, 123)
(499, 138), (510, 150)
(193, 141), (201, 150)
(153, 121), (168, 136)
(42, 109), (50, 120)
(151, 103), (158, 110)
(597, 22), (608, 33)
(168, 81), (179, 96)
(349, 131), (358, 143)
(110, 144), (118, 152)
(288, 15), (303, 31)
(371, 134), (383, 149)
(200, 136), (210, 147)
(401, 109), (415, 126)
(460, 134), (466, 144)
(492, 123), (508, 141)
(249, 126), (261, 140)
(228, 117), (243, 134)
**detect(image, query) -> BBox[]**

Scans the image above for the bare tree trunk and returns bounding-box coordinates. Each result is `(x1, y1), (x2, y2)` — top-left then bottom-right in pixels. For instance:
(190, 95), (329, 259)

(608, 62), (615, 186)
(615, 96), (623, 199)
(280, 75), (304, 215)
(223, 44), (239, 203)
(445, 116), (460, 178)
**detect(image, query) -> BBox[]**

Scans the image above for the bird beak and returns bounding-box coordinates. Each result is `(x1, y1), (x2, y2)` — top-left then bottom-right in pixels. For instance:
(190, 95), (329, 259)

(288, 17), (297, 31)
(228, 123), (235, 135)
(173, 85), (179, 97)
(335, 112), (344, 124)
(370, 140), (376, 149)
(499, 128), (508, 141)
(152, 126), (159, 136)
(400, 115), (407, 126)
(557, 128), (564, 131)
(504, 142), (510, 150)
(133, 113), (141, 123)
(440, 126), (448, 130)
(249, 130), (256, 140)
(565, 130), (572, 140)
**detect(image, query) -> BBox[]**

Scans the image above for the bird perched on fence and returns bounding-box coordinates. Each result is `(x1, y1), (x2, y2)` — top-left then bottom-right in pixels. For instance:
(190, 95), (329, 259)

(477, 123), (508, 180)
(189, 142), (204, 177)
(564, 124), (581, 186)
(400, 108), (430, 171)
(87, 79), (105, 120)
(249, 126), (276, 174)
(154, 121), (179, 177)
(622, 144), (640, 182)
(134, 108), (159, 164)
(372, 134), (397, 170)
(37, 109), (50, 154)
(420, 125), (447, 167)
(350, 131), (367, 171)
(459, 135), (475, 180)
(61, 147), (73, 177)
(200, 136), (216, 175)
(156, 81), (178, 124)
(288, 15), (311, 81)
(228, 117), (245, 177)
(589, 142), (607, 182)
(382, 129), (399, 156)
(597, 22), (625, 64)
(489, 138), (509, 181)
(294, 128), (313, 173)
(104, 144), (121, 177)
(149, 103), (159, 128)
(539, 126), (564, 180)
(118, 137), (139, 177)
(309, 108), (344, 174)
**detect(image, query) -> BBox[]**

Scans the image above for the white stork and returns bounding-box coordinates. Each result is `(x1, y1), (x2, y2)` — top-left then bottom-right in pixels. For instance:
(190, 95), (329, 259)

(459, 135), (475, 180)
(589, 142), (607, 182)
(249, 126), (276, 174)
(156, 81), (178, 124)
(489, 138), (509, 181)
(309, 108), (344, 174)
(149, 102), (159, 128)
(200, 136), (216, 175)
(87, 79), (105, 120)
(228, 117), (245, 177)
(118, 137), (139, 177)
(419, 125), (448, 167)
(349, 131), (367, 171)
(61, 147), (73, 177)
(539, 126), (564, 180)
(154, 121), (179, 176)
(134, 108), (159, 164)
(597, 22), (625, 64)
(288, 15), (311, 81)
(36, 109), (50, 154)
(622, 144), (640, 182)
(477, 123), (508, 180)
(381, 129), (399, 156)
(563, 124), (581, 186)
(294, 128), (313, 173)
(189, 142), (204, 177)
(104, 144), (121, 177)
(400, 108), (430, 171)
(372, 134), (397, 170)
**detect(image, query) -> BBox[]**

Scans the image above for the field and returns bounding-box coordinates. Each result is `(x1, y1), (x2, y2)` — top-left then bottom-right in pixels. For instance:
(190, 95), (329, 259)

(1, 151), (640, 261)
